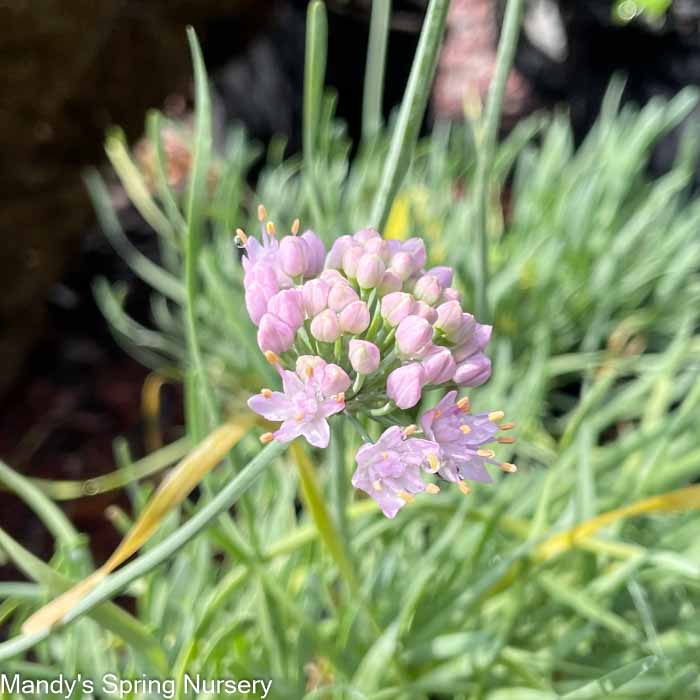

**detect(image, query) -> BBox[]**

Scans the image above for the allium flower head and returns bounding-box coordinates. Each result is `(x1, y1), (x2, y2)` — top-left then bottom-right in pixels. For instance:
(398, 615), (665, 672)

(240, 206), (512, 509)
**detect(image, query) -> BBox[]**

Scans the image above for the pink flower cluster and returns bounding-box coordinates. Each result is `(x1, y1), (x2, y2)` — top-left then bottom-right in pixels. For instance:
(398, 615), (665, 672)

(241, 210), (515, 517)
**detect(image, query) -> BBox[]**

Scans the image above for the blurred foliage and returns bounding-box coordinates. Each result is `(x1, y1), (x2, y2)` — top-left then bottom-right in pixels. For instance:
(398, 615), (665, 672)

(1, 1), (700, 698)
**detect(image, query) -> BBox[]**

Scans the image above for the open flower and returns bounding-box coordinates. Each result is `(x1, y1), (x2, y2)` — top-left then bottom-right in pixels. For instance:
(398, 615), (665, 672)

(420, 391), (513, 486)
(351, 426), (439, 518)
(248, 359), (348, 448)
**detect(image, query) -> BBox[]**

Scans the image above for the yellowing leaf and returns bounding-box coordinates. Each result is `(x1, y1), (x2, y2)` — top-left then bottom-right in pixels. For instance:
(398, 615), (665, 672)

(22, 419), (252, 634)
(537, 484), (700, 562)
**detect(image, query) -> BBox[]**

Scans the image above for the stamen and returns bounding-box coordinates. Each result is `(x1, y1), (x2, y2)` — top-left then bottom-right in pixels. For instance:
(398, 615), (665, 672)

(261, 388), (273, 398)
(459, 424), (472, 434)
(372, 480), (383, 492)
(291, 218), (300, 235)
(488, 411), (505, 422)
(295, 411), (305, 421)
(500, 462), (518, 473)
(427, 453), (440, 472)
(403, 424), (418, 437)
(497, 436), (515, 444)
(381, 451), (389, 460)
(234, 228), (248, 245)
(458, 481), (471, 495)
(264, 351), (280, 365)
(426, 483), (440, 494)
(434, 409), (442, 418)
(260, 432), (274, 444)
(333, 392), (346, 403)
(477, 449), (495, 458)
(498, 422), (515, 430)
(398, 491), (415, 504)
(304, 366), (314, 377)
(457, 397), (471, 412)
(266, 221), (276, 237)
(257, 204), (267, 222)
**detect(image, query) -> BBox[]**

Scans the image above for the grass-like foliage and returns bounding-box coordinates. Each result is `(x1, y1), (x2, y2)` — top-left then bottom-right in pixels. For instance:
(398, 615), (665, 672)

(2, 0), (700, 697)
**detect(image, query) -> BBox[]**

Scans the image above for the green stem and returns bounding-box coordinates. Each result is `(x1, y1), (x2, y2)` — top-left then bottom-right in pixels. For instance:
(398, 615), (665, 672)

(330, 421), (349, 542)
(362, 0), (392, 141)
(345, 412), (372, 443)
(370, 0), (450, 231)
(471, 0), (525, 322)
(0, 441), (286, 665)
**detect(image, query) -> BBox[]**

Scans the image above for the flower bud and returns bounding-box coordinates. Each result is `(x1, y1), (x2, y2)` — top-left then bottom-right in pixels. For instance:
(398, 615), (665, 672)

(245, 283), (273, 325)
(348, 340), (381, 374)
(342, 245), (364, 279)
(413, 274), (442, 305)
(356, 253), (386, 289)
(296, 355), (326, 381)
(396, 315), (433, 358)
(339, 300), (371, 334)
(421, 346), (456, 385)
(257, 313), (295, 354)
(381, 292), (415, 326)
(389, 252), (413, 281)
(414, 301), (438, 324)
(427, 266), (453, 288)
(453, 323), (492, 361)
(378, 270), (402, 296)
(322, 364), (351, 395)
(435, 301), (463, 337)
(328, 281), (359, 311)
(302, 278), (330, 317)
(441, 287), (462, 303)
(320, 268), (345, 284)
(387, 363), (426, 409)
(267, 288), (304, 330)
(364, 237), (391, 261)
(301, 230), (326, 276)
(454, 353), (491, 387)
(279, 235), (310, 278)
(353, 228), (380, 244)
(310, 309), (341, 343)
(326, 235), (353, 269)
(402, 237), (426, 271)
(450, 313), (477, 346)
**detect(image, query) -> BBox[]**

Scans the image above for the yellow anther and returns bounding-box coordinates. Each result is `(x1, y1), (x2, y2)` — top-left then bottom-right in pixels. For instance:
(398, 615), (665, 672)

(261, 388), (273, 398)
(235, 227), (248, 244)
(434, 409), (442, 418)
(304, 366), (314, 377)
(381, 451), (389, 460)
(458, 481), (471, 495)
(500, 462), (518, 473)
(459, 424), (472, 434)
(260, 432), (274, 444)
(498, 422), (515, 430)
(398, 491), (415, 504)
(295, 411), (305, 421)
(257, 204), (267, 222)
(372, 480), (383, 492)
(477, 449), (495, 458)
(333, 392), (346, 403)
(291, 218), (300, 235)
(427, 453), (440, 472)
(266, 221), (276, 236)
(488, 411), (505, 422)
(457, 397), (471, 412)
(403, 424), (418, 437)
(426, 483), (440, 495)
(264, 351), (280, 365)
(497, 436), (515, 444)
